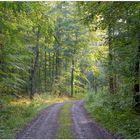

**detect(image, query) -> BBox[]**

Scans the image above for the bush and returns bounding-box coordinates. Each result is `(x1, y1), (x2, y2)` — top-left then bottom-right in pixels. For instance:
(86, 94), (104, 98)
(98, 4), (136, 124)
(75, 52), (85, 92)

(85, 89), (140, 139)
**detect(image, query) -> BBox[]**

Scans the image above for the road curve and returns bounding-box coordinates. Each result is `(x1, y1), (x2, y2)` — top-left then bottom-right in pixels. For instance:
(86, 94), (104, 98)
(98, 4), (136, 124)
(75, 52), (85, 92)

(16, 100), (115, 139)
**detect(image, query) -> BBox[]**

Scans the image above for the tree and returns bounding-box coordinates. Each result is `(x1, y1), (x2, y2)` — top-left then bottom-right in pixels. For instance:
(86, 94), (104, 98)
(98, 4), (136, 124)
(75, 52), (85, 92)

(78, 2), (140, 112)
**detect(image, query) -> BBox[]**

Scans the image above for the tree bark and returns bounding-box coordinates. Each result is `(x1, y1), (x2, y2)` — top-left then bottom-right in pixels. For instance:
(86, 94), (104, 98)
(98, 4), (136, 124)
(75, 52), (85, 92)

(94, 77), (97, 93)
(30, 28), (40, 99)
(52, 53), (55, 85)
(134, 46), (140, 112)
(44, 50), (47, 92)
(71, 59), (74, 97)
(55, 50), (59, 80)
(108, 25), (115, 94)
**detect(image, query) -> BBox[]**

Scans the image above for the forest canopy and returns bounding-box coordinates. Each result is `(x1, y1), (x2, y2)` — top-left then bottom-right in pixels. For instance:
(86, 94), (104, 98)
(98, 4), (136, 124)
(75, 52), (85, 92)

(0, 1), (140, 139)
(0, 1), (140, 108)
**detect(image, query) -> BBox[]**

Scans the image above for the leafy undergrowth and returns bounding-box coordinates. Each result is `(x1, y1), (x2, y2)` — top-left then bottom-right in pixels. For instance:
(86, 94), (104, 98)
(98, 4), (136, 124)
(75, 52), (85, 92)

(56, 102), (73, 139)
(71, 93), (86, 100)
(0, 94), (81, 139)
(84, 91), (140, 139)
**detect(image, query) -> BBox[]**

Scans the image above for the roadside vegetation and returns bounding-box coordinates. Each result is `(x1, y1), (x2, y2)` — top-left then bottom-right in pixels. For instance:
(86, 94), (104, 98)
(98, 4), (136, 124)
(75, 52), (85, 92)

(56, 102), (73, 139)
(0, 94), (79, 139)
(84, 90), (140, 139)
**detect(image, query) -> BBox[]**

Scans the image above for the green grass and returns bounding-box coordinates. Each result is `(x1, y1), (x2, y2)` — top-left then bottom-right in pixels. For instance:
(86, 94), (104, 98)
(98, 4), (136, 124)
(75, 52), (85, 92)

(56, 102), (73, 139)
(0, 95), (49, 139)
(74, 92), (87, 100)
(84, 91), (140, 139)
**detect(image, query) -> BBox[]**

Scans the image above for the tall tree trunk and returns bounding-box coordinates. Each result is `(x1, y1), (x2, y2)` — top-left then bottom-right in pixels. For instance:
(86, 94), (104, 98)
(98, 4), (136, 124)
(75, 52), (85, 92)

(71, 59), (74, 97)
(108, 25), (115, 94)
(48, 52), (51, 83)
(94, 77), (97, 93)
(38, 50), (42, 93)
(44, 50), (47, 92)
(134, 46), (140, 112)
(52, 53), (55, 86)
(30, 28), (40, 99)
(55, 50), (59, 80)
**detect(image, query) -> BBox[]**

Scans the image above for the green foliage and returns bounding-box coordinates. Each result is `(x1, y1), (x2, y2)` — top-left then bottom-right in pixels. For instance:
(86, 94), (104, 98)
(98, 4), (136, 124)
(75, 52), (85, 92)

(0, 95), (49, 138)
(0, 2), (89, 97)
(78, 2), (140, 95)
(85, 90), (140, 138)
(0, 2), (140, 138)
(0, 2), (55, 95)
(51, 76), (69, 96)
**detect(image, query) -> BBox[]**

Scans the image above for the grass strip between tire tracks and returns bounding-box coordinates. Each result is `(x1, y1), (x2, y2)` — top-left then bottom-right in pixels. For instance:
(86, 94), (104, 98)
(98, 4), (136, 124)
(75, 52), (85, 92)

(56, 102), (73, 139)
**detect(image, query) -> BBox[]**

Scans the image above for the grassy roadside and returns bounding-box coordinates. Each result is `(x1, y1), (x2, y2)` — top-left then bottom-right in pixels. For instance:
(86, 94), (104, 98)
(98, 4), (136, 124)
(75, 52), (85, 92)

(0, 94), (80, 139)
(56, 102), (74, 139)
(84, 92), (140, 139)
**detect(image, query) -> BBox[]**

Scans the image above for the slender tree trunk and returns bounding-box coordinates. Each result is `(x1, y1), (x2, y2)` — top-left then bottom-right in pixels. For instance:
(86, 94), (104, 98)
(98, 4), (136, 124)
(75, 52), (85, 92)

(44, 50), (47, 92)
(30, 48), (39, 99)
(52, 53), (55, 86)
(38, 51), (42, 93)
(108, 25), (115, 94)
(55, 52), (57, 79)
(48, 52), (51, 83)
(55, 50), (59, 80)
(134, 46), (140, 112)
(30, 28), (40, 99)
(71, 59), (74, 97)
(94, 77), (97, 93)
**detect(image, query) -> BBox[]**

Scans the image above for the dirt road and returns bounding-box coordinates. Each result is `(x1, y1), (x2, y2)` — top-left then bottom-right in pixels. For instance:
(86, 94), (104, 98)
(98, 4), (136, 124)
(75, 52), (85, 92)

(16, 100), (114, 139)
(71, 100), (113, 139)
(16, 103), (64, 139)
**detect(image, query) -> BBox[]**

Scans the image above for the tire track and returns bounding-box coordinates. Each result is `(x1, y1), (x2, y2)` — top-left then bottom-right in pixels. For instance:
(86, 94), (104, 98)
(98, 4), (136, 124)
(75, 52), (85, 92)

(16, 103), (64, 139)
(71, 100), (114, 139)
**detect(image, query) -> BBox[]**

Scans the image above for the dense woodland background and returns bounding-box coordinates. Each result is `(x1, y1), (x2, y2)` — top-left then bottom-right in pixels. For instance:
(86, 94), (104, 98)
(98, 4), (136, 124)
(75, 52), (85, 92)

(0, 2), (140, 139)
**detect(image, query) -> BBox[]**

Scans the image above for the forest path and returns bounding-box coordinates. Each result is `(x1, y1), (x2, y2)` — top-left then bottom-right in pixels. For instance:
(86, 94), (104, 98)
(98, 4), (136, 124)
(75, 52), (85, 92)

(16, 103), (64, 139)
(16, 100), (114, 139)
(72, 100), (114, 139)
